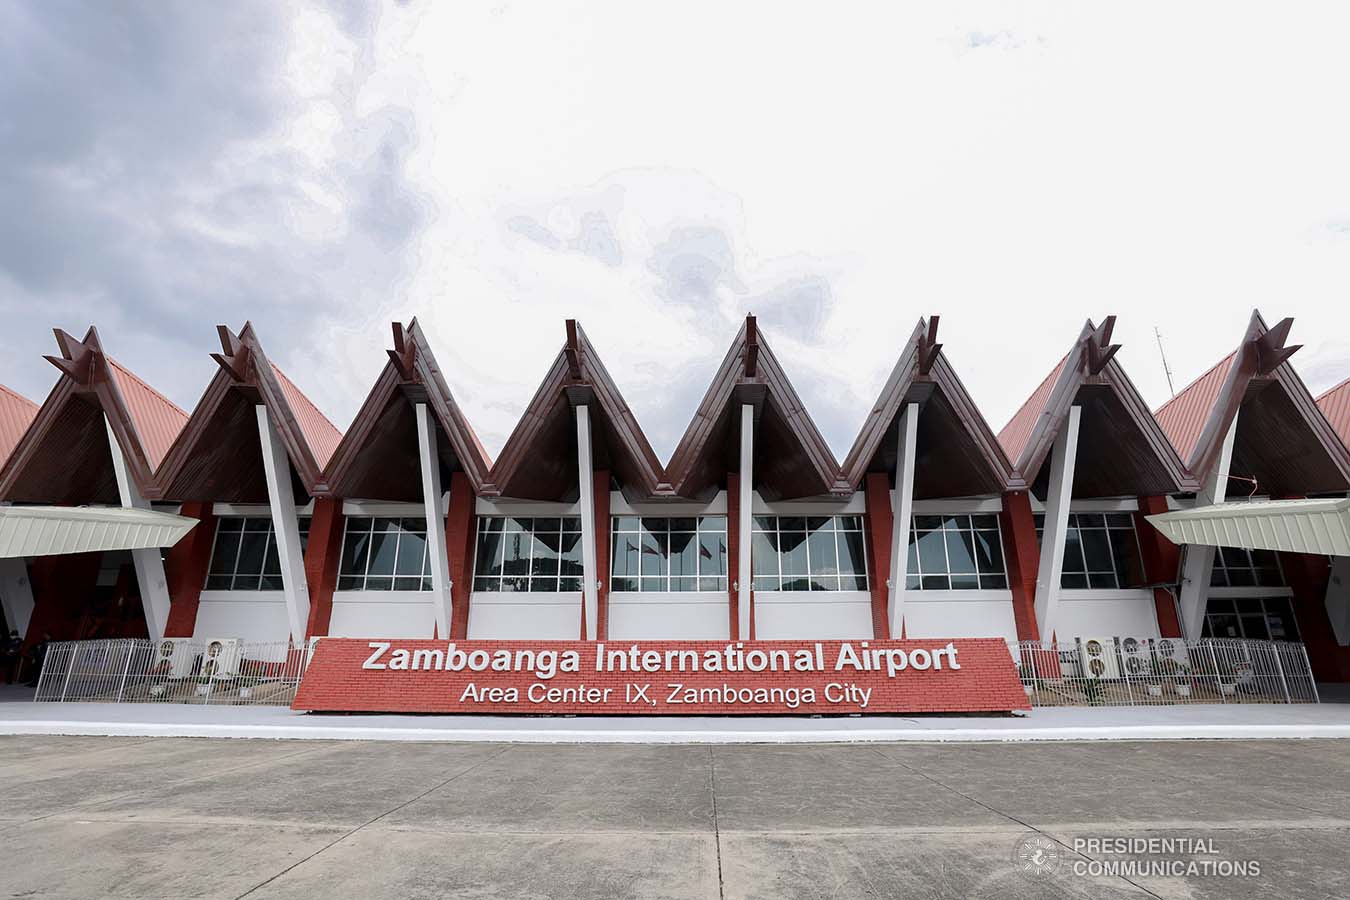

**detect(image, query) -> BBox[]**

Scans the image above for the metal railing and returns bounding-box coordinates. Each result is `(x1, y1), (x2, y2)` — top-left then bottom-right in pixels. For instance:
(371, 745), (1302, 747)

(1010, 637), (1319, 707)
(33, 638), (313, 706)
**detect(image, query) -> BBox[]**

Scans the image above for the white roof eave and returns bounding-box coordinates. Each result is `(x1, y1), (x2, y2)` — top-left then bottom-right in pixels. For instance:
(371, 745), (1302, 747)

(0, 505), (199, 559)
(1147, 497), (1350, 558)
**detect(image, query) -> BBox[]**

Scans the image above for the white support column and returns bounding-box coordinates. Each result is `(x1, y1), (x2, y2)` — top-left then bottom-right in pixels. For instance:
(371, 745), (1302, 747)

(738, 404), (755, 640)
(416, 403), (454, 639)
(575, 404), (599, 640)
(1178, 414), (1238, 639)
(1033, 405), (1081, 645)
(887, 403), (918, 639)
(105, 416), (172, 641)
(255, 406), (310, 643)
(0, 558), (35, 640)
(1324, 556), (1350, 647)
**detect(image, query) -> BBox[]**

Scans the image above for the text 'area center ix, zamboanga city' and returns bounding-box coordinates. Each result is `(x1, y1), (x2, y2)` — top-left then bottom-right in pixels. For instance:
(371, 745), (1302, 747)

(2, 310), (1348, 715)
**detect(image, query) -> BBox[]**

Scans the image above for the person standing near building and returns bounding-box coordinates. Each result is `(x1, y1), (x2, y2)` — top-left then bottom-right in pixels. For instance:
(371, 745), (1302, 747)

(1, 631), (20, 684)
(24, 633), (51, 688)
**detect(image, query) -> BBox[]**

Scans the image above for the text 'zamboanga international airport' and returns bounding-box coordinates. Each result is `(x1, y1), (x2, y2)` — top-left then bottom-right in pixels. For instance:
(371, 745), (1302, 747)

(1, 310), (1349, 716)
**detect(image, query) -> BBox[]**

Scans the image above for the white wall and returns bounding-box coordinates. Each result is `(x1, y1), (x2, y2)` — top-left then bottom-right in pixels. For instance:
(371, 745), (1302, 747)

(903, 591), (1019, 642)
(328, 590), (438, 639)
(193, 591), (291, 642)
(607, 592), (729, 640)
(753, 591), (874, 640)
(1052, 590), (1161, 641)
(467, 591), (581, 639)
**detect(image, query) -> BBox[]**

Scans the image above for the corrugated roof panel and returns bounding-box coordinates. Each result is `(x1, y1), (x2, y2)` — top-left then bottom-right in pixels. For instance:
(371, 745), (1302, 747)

(0, 384), (38, 468)
(1146, 497), (1350, 557)
(271, 363), (343, 469)
(1153, 352), (1234, 464)
(997, 353), (1068, 465)
(0, 504), (198, 558)
(106, 358), (189, 470)
(1317, 377), (1350, 449)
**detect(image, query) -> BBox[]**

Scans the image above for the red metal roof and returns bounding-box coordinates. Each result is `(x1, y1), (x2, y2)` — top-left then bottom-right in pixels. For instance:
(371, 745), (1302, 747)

(1317, 377), (1350, 448)
(105, 358), (189, 471)
(1153, 352), (1235, 463)
(0, 384), (38, 469)
(997, 353), (1067, 464)
(271, 363), (343, 470)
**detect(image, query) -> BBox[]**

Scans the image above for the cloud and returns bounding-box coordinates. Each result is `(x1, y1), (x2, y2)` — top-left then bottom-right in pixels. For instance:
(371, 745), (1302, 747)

(0, 0), (425, 414)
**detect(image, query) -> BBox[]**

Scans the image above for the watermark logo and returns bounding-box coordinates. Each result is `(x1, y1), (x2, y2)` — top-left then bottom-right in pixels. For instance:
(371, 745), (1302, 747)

(1012, 834), (1061, 876)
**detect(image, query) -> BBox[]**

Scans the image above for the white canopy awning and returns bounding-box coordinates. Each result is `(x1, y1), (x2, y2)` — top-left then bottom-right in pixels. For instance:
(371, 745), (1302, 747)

(1147, 497), (1350, 558)
(0, 505), (199, 559)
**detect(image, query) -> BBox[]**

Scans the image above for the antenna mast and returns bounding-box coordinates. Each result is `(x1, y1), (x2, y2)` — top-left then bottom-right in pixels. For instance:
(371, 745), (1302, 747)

(1154, 326), (1176, 397)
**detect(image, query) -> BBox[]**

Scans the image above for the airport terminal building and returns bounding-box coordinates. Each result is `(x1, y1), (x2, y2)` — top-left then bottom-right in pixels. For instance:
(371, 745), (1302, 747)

(1, 311), (1349, 686)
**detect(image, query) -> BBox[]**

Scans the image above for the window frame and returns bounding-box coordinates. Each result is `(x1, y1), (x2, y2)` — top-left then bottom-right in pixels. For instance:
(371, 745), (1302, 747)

(907, 513), (1008, 591)
(204, 515), (310, 592)
(1034, 512), (1145, 591)
(609, 515), (728, 593)
(751, 515), (869, 592)
(336, 516), (434, 592)
(471, 515), (585, 593)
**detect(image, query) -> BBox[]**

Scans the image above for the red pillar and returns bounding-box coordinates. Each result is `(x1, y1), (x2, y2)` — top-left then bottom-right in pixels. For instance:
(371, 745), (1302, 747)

(303, 498), (344, 637)
(163, 501), (216, 638)
(593, 470), (611, 640)
(863, 473), (892, 640)
(1134, 495), (1183, 638)
(727, 473), (741, 640)
(445, 471), (476, 639)
(1280, 551), (1348, 682)
(1000, 490), (1041, 643)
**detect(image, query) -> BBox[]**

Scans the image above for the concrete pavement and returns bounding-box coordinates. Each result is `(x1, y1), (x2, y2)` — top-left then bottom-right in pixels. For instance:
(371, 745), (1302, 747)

(1, 735), (1347, 898)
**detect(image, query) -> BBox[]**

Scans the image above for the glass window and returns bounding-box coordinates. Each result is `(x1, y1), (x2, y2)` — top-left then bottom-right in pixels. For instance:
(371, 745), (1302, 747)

(752, 516), (867, 592)
(907, 514), (1006, 591)
(1202, 595), (1300, 641)
(1035, 512), (1145, 590)
(610, 516), (727, 592)
(1210, 547), (1285, 588)
(205, 516), (310, 591)
(338, 516), (432, 591)
(473, 516), (583, 592)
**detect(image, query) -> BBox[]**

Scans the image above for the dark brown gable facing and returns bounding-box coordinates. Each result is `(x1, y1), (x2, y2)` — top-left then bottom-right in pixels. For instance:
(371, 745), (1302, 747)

(484, 321), (666, 501)
(840, 317), (1014, 498)
(666, 316), (849, 502)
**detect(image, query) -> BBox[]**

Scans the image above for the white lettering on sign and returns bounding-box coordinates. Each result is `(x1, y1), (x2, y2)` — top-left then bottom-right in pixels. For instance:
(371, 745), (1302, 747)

(360, 640), (961, 679)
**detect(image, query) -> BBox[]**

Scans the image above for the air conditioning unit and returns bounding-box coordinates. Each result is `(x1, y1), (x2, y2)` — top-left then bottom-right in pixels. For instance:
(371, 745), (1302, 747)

(156, 638), (198, 678)
(1154, 637), (1190, 670)
(200, 638), (243, 679)
(1117, 636), (1151, 677)
(1078, 636), (1120, 680)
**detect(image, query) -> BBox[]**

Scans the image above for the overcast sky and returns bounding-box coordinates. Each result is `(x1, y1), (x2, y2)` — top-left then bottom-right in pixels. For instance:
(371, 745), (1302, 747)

(2, 1), (1348, 462)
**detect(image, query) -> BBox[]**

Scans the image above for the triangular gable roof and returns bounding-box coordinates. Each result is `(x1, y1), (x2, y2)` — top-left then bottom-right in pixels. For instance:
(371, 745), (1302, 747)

(324, 319), (492, 500)
(997, 318), (1193, 497)
(0, 327), (187, 503)
(484, 321), (666, 501)
(841, 317), (1014, 496)
(1317, 377), (1350, 449)
(151, 322), (342, 501)
(666, 316), (848, 501)
(1153, 310), (1350, 494)
(0, 385), (39, 470)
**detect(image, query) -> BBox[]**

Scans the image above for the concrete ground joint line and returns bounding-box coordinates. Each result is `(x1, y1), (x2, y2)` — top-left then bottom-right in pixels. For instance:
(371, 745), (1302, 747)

(231, 745), (513, 900)
(0, 742), (331, 833)
(708, 745), (725, 900)
(867, 747), (1170, 900)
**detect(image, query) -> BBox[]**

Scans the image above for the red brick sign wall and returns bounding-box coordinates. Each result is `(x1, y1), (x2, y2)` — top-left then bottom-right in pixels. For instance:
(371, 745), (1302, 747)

(293, 638), (1030, 715)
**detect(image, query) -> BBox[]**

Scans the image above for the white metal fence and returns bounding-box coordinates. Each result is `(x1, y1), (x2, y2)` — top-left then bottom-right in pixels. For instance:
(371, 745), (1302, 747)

(33, 638), (313, 706)
(1010, 637), (1319, 707)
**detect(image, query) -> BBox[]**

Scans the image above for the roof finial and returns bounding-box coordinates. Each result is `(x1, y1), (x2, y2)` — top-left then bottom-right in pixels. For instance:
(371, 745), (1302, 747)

(1253, 317), (1301, 374)
(1084, 315), (1121, 375)
(744, 315), (759, 378)
(564, 320), (583, 380)
(917, 316), (943, 375)
(210, 324), (253, 383)
(387, 322), (417, 381)
(44, 327), (99, 385)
